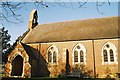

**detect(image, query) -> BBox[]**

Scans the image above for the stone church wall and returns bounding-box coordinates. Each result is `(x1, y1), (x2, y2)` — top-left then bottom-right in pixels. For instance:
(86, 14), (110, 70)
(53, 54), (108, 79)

(4, 38), (119, 78)
(94, 39), (119, 78)
(40, 40), (95, 77)
(39, 39), (119, 78)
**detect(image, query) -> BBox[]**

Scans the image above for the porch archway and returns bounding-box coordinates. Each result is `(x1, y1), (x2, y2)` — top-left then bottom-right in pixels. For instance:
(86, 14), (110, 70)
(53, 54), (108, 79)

(11, 55), (23, 76)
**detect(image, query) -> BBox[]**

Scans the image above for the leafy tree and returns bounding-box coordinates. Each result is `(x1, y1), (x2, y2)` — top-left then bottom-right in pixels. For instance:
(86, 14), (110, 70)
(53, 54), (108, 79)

(0, 27), (11, 64)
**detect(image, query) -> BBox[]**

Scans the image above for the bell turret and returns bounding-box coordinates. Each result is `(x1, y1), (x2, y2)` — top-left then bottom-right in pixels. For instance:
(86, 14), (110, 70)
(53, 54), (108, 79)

(28, 10), (38, 30)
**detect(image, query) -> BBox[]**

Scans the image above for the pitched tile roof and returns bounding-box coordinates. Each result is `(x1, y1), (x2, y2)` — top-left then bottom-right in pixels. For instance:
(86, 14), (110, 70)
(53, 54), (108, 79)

(22, 16), (120, 44)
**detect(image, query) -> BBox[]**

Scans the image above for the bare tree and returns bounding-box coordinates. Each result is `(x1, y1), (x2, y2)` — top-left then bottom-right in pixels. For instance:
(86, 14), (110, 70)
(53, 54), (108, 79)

(0, 0), (111, 25)
(1, 2), (26, 24)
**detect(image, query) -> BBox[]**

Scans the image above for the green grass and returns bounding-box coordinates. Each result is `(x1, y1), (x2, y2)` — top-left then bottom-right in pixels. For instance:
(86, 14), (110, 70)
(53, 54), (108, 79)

(0, 74), (2, 76)
(0, 63), (3, 77)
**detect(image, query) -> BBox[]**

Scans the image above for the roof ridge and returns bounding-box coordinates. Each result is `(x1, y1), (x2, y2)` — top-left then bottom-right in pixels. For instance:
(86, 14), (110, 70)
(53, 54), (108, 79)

(37, 16), (118, 26)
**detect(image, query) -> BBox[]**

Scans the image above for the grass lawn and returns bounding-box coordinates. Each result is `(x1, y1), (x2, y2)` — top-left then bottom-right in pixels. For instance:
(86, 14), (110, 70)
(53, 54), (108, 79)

(0, 73), (2, 77)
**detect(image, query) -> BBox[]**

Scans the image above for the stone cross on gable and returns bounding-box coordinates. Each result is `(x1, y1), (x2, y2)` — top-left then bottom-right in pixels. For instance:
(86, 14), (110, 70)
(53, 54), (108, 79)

(28, 10), (38, 30)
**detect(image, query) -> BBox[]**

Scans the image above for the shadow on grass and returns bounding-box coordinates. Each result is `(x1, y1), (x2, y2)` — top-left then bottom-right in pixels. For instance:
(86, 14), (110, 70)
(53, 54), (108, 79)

(1, 77), (116, 80)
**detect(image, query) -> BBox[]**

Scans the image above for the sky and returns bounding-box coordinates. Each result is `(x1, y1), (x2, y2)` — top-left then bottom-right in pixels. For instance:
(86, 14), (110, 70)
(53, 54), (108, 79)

(1, 2), (118, 44)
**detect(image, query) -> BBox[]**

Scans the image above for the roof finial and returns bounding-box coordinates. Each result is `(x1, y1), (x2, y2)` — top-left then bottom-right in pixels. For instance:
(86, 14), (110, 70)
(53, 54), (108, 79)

(28, 10), (38, 30)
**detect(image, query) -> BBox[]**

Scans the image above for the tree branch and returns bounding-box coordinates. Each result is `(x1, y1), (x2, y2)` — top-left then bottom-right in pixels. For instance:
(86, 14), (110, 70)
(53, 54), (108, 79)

(78, 0), (88, 8)
(0, 0), (112, 25)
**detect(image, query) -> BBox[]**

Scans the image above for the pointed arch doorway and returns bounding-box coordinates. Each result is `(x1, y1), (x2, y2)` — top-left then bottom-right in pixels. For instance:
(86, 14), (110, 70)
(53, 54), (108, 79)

(11, 55), (23, 76)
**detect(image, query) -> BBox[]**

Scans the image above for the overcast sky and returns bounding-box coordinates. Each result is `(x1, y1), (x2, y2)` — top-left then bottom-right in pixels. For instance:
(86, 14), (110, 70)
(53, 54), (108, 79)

(1, 2), (118, 44)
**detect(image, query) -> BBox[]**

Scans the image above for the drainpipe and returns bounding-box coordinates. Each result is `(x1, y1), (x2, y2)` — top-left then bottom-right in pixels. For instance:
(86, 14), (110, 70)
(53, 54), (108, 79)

(92, 40), (96, 78)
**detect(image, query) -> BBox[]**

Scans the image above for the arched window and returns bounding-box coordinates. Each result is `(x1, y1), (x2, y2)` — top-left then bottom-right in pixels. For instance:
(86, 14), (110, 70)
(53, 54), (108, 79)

(102, 42), (117, 64)
(47, 45), (58, 63)
(73, 43), (86, 64)
(53, 51), (57, 63)
(80, 50), (84, 62)
(103, 49), (108, 62)
(48, 51), (52, 63)
(110, 49), (114, 62)
(74, 50), (78, 62)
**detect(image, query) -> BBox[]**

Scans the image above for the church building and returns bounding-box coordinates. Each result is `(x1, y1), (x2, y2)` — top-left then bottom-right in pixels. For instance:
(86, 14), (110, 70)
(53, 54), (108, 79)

(4, 10), (120, 78)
